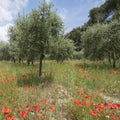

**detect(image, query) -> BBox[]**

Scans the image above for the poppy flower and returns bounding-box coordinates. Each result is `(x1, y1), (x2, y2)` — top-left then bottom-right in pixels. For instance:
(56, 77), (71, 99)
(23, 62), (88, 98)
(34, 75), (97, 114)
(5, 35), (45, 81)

(2, 107), (9, 114)
(89, 109), (98, 117)
(77, 88), (84, 94)
(85, 101), (91, 107)
(20, 110), (27, 118)
(49, 105), (55, 111)
(33, 105), (39, 111)
(43, 100), (48, 104)
(7, 114), (14, 120)
(38, 113), (44, 118)
(74, 99), (82, 107)
(25, 105), (30, 111)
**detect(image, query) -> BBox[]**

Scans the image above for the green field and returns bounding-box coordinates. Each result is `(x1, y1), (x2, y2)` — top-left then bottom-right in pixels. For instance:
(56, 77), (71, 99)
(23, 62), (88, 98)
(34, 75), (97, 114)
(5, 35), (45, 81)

(0, 60), (120, 120)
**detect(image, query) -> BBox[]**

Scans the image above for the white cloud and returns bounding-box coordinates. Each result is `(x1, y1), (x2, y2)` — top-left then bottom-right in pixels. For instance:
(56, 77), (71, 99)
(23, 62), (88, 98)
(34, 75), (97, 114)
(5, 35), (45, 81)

(0, 0), (29, 22)
(0, 0), (29, 41)
(0, 23), (13, 42)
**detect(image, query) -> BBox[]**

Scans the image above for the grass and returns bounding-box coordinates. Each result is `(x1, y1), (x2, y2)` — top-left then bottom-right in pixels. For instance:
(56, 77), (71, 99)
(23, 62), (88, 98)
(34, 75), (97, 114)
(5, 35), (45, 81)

(0, 60), (120, 120)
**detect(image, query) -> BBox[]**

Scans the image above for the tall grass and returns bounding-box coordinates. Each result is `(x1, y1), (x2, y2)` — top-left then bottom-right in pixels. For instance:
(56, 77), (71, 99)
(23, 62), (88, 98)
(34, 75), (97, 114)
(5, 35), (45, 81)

(0, 60), (119, 120)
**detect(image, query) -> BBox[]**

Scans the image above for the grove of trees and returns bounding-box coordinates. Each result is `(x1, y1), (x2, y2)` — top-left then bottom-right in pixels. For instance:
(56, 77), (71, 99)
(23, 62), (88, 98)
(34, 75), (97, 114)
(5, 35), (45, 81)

(7, 1), (75, 79)
(0, 0), (120, 70)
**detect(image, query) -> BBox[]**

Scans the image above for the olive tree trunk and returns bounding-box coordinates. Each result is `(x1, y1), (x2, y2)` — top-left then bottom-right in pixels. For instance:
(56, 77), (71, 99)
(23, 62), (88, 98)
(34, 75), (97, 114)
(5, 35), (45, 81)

(39, 54), (45, 79)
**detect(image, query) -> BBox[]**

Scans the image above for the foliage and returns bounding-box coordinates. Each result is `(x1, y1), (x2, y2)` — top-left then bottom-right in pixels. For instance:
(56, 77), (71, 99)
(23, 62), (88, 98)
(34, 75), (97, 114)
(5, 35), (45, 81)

(8, 0), (63, 77)
(82, 20), (120, 68)
(50, 37), (75, 63)
(0, 42), (10, 61)
(88, 0), (120, 25)
(82, 23), (106, 60)
(67, 27), (83, 51)
(73, 49), (84, 60)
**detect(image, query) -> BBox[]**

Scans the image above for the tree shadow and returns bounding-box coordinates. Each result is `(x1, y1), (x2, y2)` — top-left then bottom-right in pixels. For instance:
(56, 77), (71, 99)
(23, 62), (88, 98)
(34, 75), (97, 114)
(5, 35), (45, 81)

(16, 71), (54, 87)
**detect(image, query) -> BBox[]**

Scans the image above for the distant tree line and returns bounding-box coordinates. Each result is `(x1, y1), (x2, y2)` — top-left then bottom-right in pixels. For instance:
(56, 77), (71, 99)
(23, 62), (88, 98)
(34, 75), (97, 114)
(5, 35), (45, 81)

(67, 0), (120, 68)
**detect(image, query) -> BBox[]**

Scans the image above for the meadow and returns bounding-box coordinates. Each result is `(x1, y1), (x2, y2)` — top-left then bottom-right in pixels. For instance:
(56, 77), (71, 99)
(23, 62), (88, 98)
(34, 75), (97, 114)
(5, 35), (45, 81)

(0, 60), (120, 120)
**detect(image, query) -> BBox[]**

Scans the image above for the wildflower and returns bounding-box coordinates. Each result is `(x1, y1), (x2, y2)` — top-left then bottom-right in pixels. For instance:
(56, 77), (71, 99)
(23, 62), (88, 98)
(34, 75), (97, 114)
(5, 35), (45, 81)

(24, 86), (29, 90)
(20, 110), (27, 119)
(0, 89), (3, 92)
(85, 101), (91, 107)
(7, 114), (14, 120)
(2, 107), (9, 114)
(82, 95), (89, 102)
(49, 105), (55, 111)
(4, 79), (9, 82)
(79, 68), (83, 73)
(33, 105), (39, 111)
(89, 109), (98, 117)
(104, 102), (120, 109)
(11, 77), (15, 80)
(77, 88), (84, 94)
(43, 100), (48, 104)
(38, 113), (44, 118)
(95, 104), (105, 111)
(25, 105), (30, 111)
(110, 112), (115, 120)
(110, 104), (120, 109)
(74, 99), (82, 107)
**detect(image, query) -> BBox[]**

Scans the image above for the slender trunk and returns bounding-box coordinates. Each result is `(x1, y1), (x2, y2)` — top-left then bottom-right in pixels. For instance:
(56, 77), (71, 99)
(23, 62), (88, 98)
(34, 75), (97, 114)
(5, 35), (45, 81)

(19, 58), (21, 63)
(13, 57), (16, 63)
(112, 52), (116, 68)
(31, 60), (34, 65)
(39, 54), (45, 79)
(108, 54), (111, 65)
(27, 59), (30, 66)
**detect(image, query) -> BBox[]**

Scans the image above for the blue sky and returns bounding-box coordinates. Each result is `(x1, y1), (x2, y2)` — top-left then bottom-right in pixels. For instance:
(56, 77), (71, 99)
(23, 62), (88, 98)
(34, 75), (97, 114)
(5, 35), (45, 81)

(0, 0), (105, 42)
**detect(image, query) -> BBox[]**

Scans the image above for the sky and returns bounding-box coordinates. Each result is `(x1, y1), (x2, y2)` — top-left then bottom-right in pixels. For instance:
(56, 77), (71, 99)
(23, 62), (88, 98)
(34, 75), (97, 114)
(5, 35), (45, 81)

(0, 0), (106, 42)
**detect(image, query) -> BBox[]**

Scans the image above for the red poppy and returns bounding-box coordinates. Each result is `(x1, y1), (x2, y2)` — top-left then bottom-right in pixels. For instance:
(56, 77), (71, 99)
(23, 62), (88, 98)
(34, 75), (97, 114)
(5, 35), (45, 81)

(11, 77), (15, 80)
(110, 112), (115, 120)
(26, 105), (30, 111)
(43, 100), (48, 104)
(38, 113), (44, 118)
(95, 104), (105, 111)
(49, 105), (55, 111)
(24, 86), (29, 90)
(33, 105), (39, 111)
(104, 102), (120, 109)
(4, 79), (9, 82)
(79, 68), (83, 73)
(85, 101), (91, 107)
(89, 109), (98, 117)
(7, 114), (14, 120)
(2, 107), (9, 114)
(77, 88), (84, 94)
(20, 110), (27, 119)
(74, 99), (82, 107)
